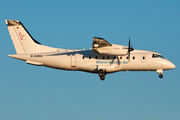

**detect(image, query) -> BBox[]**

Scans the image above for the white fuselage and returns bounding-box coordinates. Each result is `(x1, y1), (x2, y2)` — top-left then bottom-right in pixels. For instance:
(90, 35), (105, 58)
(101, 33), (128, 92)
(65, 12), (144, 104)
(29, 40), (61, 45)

(9, 49), (175, 74)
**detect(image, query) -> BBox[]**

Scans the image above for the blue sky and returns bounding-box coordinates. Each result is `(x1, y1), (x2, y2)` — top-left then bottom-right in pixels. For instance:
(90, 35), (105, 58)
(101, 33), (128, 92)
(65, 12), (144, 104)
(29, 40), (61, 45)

(0, 0), (179, 120)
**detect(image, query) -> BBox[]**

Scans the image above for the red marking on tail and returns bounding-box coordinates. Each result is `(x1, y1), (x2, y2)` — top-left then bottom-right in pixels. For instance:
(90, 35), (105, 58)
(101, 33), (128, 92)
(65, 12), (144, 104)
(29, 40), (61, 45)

(19, 32), (25, 40)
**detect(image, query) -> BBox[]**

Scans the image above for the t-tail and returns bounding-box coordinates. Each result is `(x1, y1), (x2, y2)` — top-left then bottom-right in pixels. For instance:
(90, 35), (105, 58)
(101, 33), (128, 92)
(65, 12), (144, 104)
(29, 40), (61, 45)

(5, 20), (57, 54)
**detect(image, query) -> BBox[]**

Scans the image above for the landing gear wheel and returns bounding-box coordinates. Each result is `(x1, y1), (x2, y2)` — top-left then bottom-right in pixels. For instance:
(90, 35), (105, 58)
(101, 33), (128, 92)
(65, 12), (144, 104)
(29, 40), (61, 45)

(100, 76), (105, 81)
(159, 74), (163, 79)
(99, 72), (103, 77)
(98, 69), (106, 80)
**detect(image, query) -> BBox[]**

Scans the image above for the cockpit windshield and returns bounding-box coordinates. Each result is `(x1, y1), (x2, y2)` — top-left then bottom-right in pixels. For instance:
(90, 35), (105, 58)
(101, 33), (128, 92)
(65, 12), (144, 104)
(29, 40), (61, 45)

(152, 54), (165, 59)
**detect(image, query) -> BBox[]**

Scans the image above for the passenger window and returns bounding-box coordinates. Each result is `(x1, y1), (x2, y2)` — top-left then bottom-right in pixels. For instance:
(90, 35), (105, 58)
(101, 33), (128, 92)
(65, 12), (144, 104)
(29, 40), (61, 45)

(82, 56), (84, 59)
(114, 56), (116, 59)
(107, 56), (109, 59)
(120, 56), (122, 59)
(133, 56), (135, 60)
(102, 56), (105, 59)
(89, 56), (91, 59)
(143, 56), (145, 60)
(95, 56), (98, 59)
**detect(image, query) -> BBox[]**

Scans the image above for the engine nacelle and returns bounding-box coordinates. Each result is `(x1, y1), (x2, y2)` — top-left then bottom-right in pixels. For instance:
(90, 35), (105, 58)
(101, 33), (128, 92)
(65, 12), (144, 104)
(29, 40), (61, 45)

(92, 37), (128, 55)
(93, 44), (128, 55)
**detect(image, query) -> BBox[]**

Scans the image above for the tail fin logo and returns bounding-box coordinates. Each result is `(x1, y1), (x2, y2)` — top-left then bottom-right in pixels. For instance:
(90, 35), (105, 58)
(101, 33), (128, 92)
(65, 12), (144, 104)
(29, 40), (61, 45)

(19, 32), (25, 40)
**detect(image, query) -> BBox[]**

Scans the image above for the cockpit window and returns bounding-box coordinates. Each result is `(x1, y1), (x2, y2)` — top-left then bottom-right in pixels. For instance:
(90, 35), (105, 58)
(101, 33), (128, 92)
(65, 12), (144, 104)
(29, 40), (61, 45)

(158, 55), (165, 59)
(152, 54), (165, 59)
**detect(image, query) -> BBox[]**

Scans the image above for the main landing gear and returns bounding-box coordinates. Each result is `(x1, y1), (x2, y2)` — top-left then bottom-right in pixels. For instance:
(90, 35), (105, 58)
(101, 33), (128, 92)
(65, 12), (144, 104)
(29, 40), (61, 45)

(98, 69), (106, 81)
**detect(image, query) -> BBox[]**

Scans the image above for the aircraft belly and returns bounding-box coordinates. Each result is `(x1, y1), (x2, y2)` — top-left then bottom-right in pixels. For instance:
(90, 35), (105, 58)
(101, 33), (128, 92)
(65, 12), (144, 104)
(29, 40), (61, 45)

(77, 64), (122, 73)
(105, 66), (123, 73)
(38, 55), (72, 70)
(120, 61), (151, 71)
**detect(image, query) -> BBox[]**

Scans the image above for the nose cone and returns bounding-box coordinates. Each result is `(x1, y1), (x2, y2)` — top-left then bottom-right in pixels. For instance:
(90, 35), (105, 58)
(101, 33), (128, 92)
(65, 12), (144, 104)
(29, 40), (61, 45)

(169, 62), (176, 69)
(161, 59), (176, 70)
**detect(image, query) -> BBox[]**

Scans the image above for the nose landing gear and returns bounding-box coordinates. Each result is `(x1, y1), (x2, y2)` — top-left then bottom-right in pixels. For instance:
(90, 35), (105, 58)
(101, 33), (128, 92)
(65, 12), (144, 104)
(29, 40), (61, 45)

(98, 69), (106, 81)
(157, 69), (163, 79)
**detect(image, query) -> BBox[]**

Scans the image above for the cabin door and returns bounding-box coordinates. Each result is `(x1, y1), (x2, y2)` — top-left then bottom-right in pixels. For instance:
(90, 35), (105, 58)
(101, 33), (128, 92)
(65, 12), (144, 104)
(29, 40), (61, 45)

(71, 55), (76, 67)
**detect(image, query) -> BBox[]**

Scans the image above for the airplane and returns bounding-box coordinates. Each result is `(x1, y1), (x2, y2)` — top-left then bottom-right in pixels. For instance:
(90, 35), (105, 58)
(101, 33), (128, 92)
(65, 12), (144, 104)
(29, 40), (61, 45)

(5, 20), (175, 80)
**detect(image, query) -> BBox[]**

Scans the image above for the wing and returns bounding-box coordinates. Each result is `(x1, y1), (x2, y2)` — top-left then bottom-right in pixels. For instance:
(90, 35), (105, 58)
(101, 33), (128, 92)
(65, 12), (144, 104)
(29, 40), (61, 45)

(92, 37), (128, 55)
(92, 37), (112, 48)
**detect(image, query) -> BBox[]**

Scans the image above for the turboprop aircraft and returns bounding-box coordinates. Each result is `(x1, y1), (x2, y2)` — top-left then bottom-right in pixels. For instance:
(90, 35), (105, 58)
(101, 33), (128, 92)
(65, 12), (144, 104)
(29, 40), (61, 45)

(5, 20), (175, 80)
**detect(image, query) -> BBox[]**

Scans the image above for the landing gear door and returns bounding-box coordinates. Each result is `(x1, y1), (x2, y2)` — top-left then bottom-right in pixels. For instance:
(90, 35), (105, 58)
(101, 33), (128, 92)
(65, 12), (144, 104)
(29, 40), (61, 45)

(71, 55), (76, 67)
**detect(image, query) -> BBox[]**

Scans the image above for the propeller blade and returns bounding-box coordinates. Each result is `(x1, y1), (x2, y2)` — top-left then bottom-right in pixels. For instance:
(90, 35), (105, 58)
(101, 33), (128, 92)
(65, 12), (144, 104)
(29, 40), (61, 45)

(129, 37), (130, 50)
(127, 36), (134, 63)
(117, 56), (120, 67)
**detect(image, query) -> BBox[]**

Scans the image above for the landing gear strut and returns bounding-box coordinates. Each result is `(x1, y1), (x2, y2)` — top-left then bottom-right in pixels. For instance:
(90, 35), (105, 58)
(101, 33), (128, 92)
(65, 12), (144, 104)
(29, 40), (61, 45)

(157, 69), (163, 79)
(98, 69), (106, 81)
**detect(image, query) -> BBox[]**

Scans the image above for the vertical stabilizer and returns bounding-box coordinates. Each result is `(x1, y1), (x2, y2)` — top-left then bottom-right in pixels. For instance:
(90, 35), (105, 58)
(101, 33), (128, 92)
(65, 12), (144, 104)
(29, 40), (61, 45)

(5, 20), (42, 54)
(5, 20), (57, 54)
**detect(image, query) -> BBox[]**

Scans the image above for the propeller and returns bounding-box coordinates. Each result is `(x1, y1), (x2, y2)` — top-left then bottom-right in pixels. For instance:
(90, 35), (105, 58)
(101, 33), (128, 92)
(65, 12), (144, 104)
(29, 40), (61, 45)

(127, 37), (134, 62)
